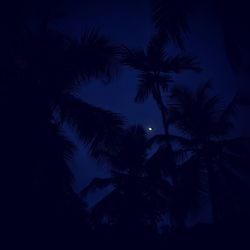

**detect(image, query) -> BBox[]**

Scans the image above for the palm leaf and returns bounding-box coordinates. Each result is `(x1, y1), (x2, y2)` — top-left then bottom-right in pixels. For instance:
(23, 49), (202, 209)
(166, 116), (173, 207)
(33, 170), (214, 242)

(211, 94), (238, 137)
(57, 128), (76, 161)
(152, 0), (192, 47)
(80, 177), (119, 197)
(68, 29), (119, 82)
(58, 94), (124, 157)
(147, 33), (167, 68)
(163, 54), (201, 73)
(134, 73), (155, 103)
(120, 47), (148, 71)
(135, 72), (172, 103)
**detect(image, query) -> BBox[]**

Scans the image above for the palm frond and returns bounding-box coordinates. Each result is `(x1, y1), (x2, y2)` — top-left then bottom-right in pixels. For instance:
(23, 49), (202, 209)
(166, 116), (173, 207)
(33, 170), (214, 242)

(58, 94), (124, 158)
(135, 73), (155, 103)
(69, 29), (119, 82)
(147, 33), (167, 68)
(80, 177), (118, 197)
(57, 128), (76, 161)
(107, 125), (148, 173)
(169, 84), (193, 106)
(120, 46), (148, 71)
(220, 94), (239, 121)
(169, 82), (235, 140)
(174, 148), (190, 165)
(163, 54), (201, 73)
(170, 135), (195, 151)
(211, 94), (238, 136)
(147, 134), (169, 147)
(148, 134), (192, 164)
(135, 72), (172, 103)
(152, 0), (192, 48)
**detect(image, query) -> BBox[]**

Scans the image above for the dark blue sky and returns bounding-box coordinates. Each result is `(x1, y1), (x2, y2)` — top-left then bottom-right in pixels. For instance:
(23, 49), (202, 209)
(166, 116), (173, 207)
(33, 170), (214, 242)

(50, 0), (248, 204)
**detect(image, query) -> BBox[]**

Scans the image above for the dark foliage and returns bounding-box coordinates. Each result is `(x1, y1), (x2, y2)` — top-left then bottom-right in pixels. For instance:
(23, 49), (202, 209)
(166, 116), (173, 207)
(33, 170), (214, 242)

(3, 1), (250, 250)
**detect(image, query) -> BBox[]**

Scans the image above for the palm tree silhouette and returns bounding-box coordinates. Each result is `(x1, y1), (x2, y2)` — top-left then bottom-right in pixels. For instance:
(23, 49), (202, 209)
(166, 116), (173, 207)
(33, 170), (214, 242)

(121, 33), (200, 231)
(13, 27), (124, 186)
(3, 20), (123, 246)
(121, 33), (200, 136)
(151, 81), (250, 223)
(151, 0), (194, 48)
(80, 126), (171, 239)
(151, 0), (250, 73)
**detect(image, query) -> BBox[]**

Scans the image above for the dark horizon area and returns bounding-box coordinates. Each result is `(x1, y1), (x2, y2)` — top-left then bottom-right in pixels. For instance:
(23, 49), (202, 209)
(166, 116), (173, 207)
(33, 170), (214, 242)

(3, 0), (250, 249)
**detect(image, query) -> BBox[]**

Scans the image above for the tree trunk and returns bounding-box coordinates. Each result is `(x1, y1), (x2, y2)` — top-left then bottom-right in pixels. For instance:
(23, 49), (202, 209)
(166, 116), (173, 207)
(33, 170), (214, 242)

(206, 163), (220, 224)
(153, 84), (186, 230)
(159, 103), (169, 136)
(153, 83), (169, 137)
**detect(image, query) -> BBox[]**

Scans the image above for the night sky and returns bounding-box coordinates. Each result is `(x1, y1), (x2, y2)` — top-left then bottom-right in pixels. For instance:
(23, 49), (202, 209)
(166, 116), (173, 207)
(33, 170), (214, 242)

(5, 1), (250, 248)
(47, 1), (250, 200)
(6, 0), (242, 220)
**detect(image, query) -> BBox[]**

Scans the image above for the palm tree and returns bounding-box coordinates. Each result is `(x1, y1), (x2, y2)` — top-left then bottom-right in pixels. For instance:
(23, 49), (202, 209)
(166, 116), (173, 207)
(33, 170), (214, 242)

(151, 0), (250, 73)
(151, 0), (195, 48)
(3, 20), (124, 246)
(121, 32), (200, 226)
(12, 27), (124, 185)
(6, 25), (123, 151)
(121, 33), (200, 136)
(121, 34), (200, 231)
(151, 81), (250, 223)
(80, 126), (171, 238)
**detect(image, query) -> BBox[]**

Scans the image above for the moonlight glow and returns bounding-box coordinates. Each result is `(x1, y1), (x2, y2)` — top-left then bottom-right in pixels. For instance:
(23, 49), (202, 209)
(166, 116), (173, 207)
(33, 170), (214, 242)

(148, 127), (153, 131)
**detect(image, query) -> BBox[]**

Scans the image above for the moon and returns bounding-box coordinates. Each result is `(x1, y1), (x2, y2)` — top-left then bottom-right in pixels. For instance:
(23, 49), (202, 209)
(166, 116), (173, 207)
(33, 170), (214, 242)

(148, 127), (153, 132)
